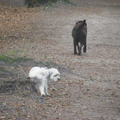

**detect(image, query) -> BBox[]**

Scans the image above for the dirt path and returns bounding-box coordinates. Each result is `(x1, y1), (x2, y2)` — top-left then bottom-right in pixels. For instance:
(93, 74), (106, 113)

(0, 0), (120, 120)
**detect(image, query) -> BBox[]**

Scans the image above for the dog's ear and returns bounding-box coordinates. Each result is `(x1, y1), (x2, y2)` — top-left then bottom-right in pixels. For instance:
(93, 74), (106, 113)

(49, 71), (53, 76)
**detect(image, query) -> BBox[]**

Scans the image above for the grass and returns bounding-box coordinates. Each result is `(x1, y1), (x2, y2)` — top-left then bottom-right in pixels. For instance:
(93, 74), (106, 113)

(0, 55), (32, 65)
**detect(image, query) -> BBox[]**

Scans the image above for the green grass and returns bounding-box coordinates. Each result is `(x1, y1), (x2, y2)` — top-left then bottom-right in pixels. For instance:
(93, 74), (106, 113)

(0, 55), (31, 65)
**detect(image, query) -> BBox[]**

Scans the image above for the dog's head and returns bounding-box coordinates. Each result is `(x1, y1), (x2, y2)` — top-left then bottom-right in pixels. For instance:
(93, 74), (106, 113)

(48, 68), (60, 82)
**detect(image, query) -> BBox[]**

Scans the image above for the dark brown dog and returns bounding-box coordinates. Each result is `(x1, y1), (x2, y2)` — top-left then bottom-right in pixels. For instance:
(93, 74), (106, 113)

(72, 20), (87, 55)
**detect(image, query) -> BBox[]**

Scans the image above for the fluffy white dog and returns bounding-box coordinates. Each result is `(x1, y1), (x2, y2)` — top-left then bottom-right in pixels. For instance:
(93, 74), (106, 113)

(28, 66), (60, 96)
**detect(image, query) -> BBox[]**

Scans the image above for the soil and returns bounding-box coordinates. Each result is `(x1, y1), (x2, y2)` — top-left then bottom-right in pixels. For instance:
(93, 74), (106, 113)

(0, 0), (120, 120)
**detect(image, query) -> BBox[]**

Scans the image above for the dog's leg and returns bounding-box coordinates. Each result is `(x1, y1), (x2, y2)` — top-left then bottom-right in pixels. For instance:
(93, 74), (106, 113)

(73, 40), (77, 54)
(39, 84), (45, 96)
(45, 83), (50, 96)
(44, 79), (50, 96)
(78, 42), (81, 55)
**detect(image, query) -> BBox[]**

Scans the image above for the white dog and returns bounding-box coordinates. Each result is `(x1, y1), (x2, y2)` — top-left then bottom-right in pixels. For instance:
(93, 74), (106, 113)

(28, 67), (60, 96)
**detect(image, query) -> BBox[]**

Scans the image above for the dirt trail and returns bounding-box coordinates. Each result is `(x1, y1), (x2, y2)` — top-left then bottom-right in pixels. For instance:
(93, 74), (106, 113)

(0, 0), (120, 120)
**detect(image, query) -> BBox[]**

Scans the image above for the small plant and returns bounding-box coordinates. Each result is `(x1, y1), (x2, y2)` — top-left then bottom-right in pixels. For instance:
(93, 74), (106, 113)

(24, 0), (76, 9)
(1, 35), (7, 40)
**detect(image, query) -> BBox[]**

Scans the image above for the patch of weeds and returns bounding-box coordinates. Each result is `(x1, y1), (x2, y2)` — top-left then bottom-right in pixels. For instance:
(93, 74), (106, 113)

(0, 81), (17, 93)
(5, 50), (16, 56)
(0, 80), (37, 96)
(44, 0), (76, 10)
(0, 55), (32, 65)
(1, 35), (7, 40)
(64, 0), (76, 6)
(5, 50), (26, 57)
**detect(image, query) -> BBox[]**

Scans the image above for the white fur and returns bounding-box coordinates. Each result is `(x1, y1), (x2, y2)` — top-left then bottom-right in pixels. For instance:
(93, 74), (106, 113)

(28, 66), (60, 96)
